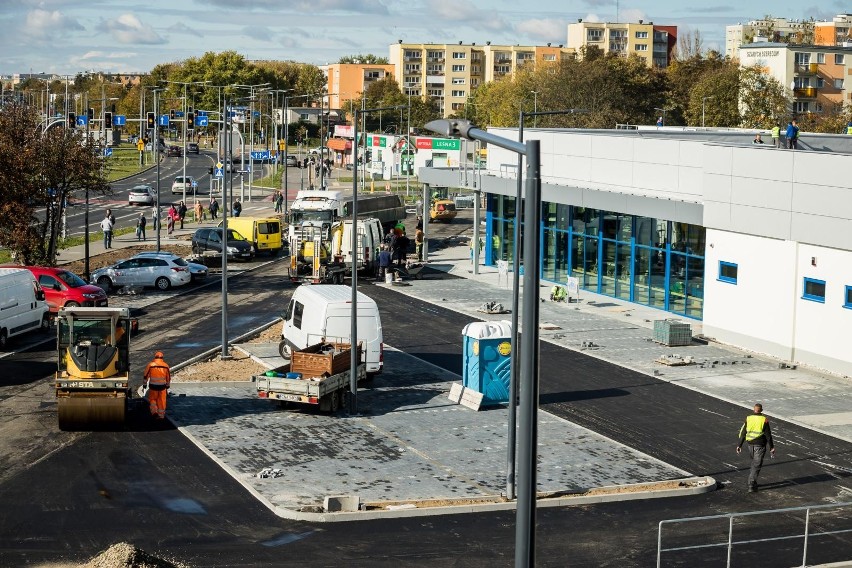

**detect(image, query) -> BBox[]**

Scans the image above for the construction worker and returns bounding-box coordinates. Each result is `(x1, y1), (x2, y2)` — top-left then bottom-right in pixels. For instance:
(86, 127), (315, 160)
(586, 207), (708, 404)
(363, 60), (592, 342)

(550, 285), (567, 303)
(736, 403), (776, 492)
(143, 351), (171, 420)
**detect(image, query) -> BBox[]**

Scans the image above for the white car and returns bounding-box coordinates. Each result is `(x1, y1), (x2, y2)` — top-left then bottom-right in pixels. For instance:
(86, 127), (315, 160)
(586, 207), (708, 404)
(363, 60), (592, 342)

(127, 185), (155, 206)
(91, 256), (191, 291)
(132, 251), (208, 282)
(171, 176), (197, 195)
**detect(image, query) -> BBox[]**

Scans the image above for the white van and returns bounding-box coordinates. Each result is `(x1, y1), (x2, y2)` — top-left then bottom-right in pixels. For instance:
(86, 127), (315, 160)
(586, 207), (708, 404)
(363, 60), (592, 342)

(280, 285), (383, 376)
(0, 268), (50, 349)
(329, 217), (383, 273)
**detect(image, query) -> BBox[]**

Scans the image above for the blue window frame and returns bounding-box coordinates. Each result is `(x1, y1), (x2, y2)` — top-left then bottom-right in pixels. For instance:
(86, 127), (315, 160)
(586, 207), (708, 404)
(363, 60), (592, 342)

(718, 261), (738, 284)
(844, 285), (852, 309)
(802, 278), (826, 303)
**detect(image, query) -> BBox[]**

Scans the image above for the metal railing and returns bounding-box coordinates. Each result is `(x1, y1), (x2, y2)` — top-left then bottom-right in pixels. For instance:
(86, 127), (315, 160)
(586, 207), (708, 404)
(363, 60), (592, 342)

(657, 501), (852, 568)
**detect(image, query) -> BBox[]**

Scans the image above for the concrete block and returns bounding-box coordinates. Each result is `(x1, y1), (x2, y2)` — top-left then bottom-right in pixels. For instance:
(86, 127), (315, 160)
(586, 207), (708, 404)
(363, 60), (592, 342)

(324, 495), (360, 512)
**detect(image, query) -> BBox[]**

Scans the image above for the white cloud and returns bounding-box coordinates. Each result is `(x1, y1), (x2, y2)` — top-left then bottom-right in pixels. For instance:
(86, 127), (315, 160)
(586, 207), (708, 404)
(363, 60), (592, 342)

(246, 25), (272, 41)
(167, 22), (204, 39)
(516, 18), (567, 43)
(583, 13), (602, 23)
(425, 0), (508, 31)
(25, 9), (84, 39)
(196, 0), (388, 14)
(104, 13), (165, 45)
(619, 8), (646, 23)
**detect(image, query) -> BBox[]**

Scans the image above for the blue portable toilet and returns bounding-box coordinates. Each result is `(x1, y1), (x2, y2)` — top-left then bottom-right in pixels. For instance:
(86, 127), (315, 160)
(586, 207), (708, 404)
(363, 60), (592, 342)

(462, 321), (513, 405)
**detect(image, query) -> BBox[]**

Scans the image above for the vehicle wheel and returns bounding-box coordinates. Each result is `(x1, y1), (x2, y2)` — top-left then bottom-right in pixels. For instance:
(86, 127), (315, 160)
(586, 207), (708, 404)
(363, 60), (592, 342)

(65, 301), (80, 308)
(97, 276), (112, 291)
(0, 329), (7, 350)
(40, 314), (50, 332)
(155, 277), (171, 291)
(330, 390), (340, 413)
(278, 341), (291, 359)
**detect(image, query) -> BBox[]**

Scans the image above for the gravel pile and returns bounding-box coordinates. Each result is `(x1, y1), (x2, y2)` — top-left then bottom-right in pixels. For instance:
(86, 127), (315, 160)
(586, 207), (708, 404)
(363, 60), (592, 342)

(83, 542), (188, 568)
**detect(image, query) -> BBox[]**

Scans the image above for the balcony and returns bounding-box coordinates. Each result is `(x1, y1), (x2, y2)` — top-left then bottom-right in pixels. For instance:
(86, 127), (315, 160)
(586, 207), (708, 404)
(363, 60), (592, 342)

(404, 55), (422, 61)
(793, 86), (818, 98)
(427, 57), (445, 63)
(795, 63), (819, 74)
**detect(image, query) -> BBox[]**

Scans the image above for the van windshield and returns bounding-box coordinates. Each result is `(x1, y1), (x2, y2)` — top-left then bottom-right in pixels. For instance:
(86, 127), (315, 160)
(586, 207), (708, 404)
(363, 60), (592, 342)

(57, 271), (87, 288)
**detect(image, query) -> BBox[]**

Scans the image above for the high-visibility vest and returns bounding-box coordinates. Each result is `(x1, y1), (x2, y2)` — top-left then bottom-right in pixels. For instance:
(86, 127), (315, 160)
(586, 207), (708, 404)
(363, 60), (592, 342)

(846, 126), (852, 135)
(771, 126), (780, 139)
(740, 414), (766, 442)
(144, 360), (171, 387)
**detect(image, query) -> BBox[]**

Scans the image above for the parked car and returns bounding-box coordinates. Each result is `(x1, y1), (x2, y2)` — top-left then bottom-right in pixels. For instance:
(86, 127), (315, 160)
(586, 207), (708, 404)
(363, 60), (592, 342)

(132, 251), (208, 282)
(191, 227), (254, 261)
(127, 184), (155, 206)
(187, 142), (200, 154)
(4, 266), (107, 314)
(166, 145), (182, 157)
(308, 147), (331, 157)
(91, 256), (191, 291)
(171, 176), (197, 195)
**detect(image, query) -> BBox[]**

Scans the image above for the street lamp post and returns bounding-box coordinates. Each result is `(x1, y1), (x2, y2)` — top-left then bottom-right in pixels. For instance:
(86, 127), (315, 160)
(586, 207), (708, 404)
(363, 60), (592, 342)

(530, 91), (538, 127)
(162, 80), (210, 202)
(702, 96), (715, 128)
(284, 94), (311, 214)
(425, 118), (541, 568)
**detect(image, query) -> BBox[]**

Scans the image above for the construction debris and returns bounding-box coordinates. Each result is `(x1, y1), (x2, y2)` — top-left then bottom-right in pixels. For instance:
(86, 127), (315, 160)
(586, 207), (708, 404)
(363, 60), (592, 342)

(257, 467), (285, 479)
(656, 354), (695, 366)
(477, 301), (509, 314)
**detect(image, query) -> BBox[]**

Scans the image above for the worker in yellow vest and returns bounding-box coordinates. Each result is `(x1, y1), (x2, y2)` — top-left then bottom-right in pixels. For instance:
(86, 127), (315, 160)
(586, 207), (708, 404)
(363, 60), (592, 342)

(846, 121), (852, 135)
(771, 124), (781, 148)
(736, 403), (776, 492)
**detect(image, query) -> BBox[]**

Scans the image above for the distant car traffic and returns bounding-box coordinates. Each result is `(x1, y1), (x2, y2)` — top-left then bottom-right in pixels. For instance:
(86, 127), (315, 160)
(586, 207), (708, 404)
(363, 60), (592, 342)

(171, 176), (197, 195)
(166, 145), (182, 157)
(132, 251), (208, 282)
(91, 256), (191, 291)
(187, 142), (200, 154)
(191, 227), (254, 261)
(127, 184), (155, 206)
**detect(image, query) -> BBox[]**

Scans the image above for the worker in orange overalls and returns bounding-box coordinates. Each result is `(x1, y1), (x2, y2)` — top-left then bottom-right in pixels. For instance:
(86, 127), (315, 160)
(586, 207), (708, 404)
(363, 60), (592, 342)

(143, 351), (171, 419)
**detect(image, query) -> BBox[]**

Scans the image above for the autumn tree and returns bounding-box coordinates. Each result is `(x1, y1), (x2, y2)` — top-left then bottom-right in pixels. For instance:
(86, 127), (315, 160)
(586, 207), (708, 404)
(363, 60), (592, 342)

(738, 66), (789, 128)
(0, 103), (108, 265)
(339, 54), (389, 65)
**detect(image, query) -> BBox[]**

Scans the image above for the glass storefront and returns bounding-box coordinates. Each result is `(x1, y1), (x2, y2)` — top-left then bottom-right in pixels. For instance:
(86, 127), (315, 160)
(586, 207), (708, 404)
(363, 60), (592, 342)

(486, 196), (706, 319)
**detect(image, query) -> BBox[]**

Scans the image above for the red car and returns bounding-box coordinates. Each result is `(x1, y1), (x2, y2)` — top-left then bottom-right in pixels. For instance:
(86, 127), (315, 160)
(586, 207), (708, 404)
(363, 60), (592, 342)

(21, 266), (108, 313)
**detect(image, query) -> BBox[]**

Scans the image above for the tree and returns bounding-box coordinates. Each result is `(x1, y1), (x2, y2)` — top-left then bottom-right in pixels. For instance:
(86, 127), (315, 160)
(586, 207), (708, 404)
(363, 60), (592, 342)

(685, 64), (741, 127)
(675, 29), (704, 61)
(0, 103), (108, 265)
(738, 66), (789, 128)
(339, 54), (389, 65)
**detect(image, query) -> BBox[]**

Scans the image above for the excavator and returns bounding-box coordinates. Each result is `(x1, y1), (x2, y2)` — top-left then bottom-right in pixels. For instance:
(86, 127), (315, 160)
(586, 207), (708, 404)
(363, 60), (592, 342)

(54, 306), (138, 430)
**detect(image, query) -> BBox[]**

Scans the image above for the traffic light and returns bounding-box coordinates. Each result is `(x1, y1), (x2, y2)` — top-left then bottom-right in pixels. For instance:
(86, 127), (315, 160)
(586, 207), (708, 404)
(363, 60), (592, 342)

(67, 112), (76, 129)
(87, 108), (94, 121)
(187, 111), (195, 129)
(104, 112), (113, 129)
(146, 112), (155, 129)
(169, 109), (175, 120)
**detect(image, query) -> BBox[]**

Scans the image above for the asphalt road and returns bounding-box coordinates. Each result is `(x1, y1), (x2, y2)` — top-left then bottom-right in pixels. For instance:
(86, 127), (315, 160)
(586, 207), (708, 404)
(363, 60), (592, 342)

(2, 228), (852, 566)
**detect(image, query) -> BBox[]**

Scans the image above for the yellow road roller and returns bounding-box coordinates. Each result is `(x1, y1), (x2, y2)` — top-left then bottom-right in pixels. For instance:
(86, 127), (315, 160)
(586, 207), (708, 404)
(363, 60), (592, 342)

(55, 306), (136, 430)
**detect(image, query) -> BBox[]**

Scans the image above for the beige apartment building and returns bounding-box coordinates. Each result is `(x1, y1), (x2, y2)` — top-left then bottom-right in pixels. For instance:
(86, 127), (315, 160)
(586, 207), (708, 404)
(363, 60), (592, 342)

(321, 63), (395, 109)
(566, 20), (676, 68)
(388, 42), (572, 117)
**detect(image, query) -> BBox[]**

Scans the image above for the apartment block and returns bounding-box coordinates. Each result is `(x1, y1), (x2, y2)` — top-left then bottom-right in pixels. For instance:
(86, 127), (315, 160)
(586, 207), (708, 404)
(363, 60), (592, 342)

(566, 20), (676, 68)
(738, 42), (851, 114)
(814, 14), (852, 46)
(725, 18), (815, 58)
(321, 63), (395, 109)
(388, 42), (573, 118)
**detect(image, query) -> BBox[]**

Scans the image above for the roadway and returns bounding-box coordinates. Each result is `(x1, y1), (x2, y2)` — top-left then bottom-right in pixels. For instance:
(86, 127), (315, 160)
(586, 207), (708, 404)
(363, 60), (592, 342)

(2, 212), (852, 566)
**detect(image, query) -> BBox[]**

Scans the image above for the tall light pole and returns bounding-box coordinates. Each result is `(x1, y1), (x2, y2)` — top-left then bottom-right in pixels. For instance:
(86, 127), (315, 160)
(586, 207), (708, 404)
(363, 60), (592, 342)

(530, 91), (538, 127)
(425, 117), (541, 568)
(702, 95), (715, 128)
(319, 91), (338, 190)
(162, 80), (210, 202)
(153, 88), (163, 252)
(283, 93), (311, 214)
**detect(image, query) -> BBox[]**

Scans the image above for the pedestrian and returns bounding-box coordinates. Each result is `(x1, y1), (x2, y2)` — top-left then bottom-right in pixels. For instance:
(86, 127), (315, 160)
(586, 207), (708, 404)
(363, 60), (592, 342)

(178, 201), (187, 229)
(752, 133), (764, 145)
(377, 245), (392, 280)
(275, 191), (284, 214)
(167, 204), (177, 234)
(736, 402), (776, 493)
(151, 205), (160, 231)
(396, 232), (409, 266)
(656, 116), (663, 127)
(415, 227), (424, 261)
(143, 351), (171, 420)
(846, 121), (852, 135)
(209, 196), (219, 220)
(106, 208), (116, 227)
(232, 198), (242, 218)
(194, 200), (203, 224)
(786, 120), (800, 149)
(136, 213), (147, 241)
(100, 213), (113, 249)
(771, 123), (781, 147)
(416, 215), (423, 232)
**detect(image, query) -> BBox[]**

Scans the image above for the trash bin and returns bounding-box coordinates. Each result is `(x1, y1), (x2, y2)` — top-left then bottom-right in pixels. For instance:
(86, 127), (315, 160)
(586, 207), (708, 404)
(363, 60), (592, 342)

(462, 321), (513, 405)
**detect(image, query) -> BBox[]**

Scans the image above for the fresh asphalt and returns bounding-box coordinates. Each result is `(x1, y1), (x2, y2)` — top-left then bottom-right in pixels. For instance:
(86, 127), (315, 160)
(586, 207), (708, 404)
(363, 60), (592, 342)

(2, 202), (852, 565)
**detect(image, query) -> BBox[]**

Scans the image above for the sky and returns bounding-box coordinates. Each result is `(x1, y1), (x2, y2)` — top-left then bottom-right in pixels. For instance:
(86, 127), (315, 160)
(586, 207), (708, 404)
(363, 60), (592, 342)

(0, 0), (846, 76)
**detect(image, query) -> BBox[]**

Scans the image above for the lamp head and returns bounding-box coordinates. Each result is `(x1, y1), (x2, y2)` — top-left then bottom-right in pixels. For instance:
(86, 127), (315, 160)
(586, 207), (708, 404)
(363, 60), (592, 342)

(424, 118), (474, 140)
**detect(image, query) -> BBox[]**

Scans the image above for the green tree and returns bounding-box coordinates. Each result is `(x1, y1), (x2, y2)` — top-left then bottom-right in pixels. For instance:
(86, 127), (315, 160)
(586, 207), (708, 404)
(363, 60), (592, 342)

(339, 54), (389, 65)
(738, 66), (789, 128)
(0, 103), (108, 265)
(685, 64), (741, 127)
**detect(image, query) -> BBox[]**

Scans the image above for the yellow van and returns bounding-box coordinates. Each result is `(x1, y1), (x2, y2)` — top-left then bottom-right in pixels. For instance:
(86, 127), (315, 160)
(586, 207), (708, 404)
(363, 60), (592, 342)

(224, 217), (284, 256)
(430, 199), (457, 223)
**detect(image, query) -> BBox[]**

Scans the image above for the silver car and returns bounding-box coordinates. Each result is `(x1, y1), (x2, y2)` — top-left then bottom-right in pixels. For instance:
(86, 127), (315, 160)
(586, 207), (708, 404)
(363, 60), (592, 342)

(91, 256), (191, 291)
(128, 185), (155, 206)
(132, 251), (208, 282)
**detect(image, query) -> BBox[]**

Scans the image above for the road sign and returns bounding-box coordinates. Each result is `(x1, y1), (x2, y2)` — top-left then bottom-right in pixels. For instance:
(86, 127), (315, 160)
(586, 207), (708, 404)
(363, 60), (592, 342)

(250, 150), (269, 160)
(195, 115), (209, 127)
(113, 115), (126, 127)
(76, 115), (88, 127)
(159, 115), (170, 127)
(103, 148), (113, 157)
(175, 111), (185, 118)
(214, 164), (224, 178)
(136, 140), (145, 152)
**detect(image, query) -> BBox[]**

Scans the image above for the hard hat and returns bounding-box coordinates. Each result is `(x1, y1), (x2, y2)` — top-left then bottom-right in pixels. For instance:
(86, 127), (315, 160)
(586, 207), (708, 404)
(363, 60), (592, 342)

(154, 351), (164, 359)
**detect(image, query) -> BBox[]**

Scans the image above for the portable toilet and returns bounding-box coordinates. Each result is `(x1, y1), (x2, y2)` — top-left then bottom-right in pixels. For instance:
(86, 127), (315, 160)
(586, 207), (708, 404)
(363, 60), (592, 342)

(462, 321), (513, 405)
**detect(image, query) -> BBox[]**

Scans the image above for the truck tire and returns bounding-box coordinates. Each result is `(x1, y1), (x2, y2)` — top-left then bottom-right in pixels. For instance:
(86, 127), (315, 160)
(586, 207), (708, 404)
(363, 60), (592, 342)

(330, 390), (340, 413)
(278, 341), (291, 359)
(0, 329), (7, 350)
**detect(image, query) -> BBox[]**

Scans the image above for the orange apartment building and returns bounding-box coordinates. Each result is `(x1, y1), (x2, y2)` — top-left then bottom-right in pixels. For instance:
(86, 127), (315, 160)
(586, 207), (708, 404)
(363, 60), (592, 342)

(321, 63), (395, 110)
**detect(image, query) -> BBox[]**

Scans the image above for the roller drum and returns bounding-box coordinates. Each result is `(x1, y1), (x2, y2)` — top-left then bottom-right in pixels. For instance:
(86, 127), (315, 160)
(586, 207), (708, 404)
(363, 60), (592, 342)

(57, 397), (126, 430)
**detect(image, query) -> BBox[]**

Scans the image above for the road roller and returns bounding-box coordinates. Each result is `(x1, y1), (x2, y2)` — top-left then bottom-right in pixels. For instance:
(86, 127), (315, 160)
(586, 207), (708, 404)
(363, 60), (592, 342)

(55, 306), (137, 430)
